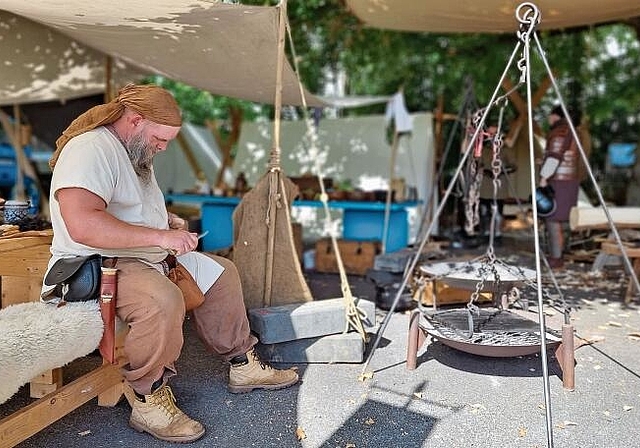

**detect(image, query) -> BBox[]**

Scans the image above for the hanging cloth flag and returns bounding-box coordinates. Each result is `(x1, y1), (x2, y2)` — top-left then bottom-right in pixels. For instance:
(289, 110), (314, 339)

(384, 89), (413, 137)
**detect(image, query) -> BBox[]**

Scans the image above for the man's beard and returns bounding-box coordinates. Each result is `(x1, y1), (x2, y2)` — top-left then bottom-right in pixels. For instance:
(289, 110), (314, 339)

(125, 132), (154, 185)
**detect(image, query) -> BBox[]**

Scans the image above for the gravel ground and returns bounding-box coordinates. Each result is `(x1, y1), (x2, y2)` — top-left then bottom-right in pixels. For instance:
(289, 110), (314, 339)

(2, 231), (640, 448)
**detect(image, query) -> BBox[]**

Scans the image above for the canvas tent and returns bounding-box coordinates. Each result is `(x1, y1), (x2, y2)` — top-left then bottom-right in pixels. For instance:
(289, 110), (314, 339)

(0, 1), (337, 310)
(345, 0), (640, 34)
(0, 2), (322, 107)
(0, 0), (326, 224)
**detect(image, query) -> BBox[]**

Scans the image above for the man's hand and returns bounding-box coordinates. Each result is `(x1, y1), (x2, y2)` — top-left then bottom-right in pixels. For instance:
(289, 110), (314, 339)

(168, 212), (188, 230)
(160, 229), (199, 256)
(539, 177), (548, 188)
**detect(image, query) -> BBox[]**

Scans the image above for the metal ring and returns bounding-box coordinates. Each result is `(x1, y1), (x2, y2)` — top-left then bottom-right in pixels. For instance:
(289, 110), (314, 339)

(516, 2), (541, 28)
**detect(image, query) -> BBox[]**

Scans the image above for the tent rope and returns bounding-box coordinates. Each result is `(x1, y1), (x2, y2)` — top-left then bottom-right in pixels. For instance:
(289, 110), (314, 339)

(284, 13), (367, 340)
(262, 0), (288, 306)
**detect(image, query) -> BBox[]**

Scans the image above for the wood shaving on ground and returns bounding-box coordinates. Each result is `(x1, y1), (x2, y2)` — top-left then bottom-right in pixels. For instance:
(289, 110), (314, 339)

(295, 427), (307, 441)
(556, 420), (578, 429)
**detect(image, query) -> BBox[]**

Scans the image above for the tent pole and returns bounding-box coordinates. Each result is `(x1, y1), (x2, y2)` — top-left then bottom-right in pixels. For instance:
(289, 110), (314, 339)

(0, 107), (50, 216)
(175, 132), (206, 185)
(381, 131), (399, 254)
(263, 0), (287, 307)
(104, 55), (113, 102)
(206, 106), (243, 188)
(11, 105), (26, 201)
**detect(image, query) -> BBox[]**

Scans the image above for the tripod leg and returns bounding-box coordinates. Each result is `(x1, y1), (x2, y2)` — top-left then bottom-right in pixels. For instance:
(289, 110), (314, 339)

(407, 309), (426, 370)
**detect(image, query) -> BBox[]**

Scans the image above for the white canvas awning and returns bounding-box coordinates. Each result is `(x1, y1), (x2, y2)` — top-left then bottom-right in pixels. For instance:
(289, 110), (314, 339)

(0, 1), (323, 107)
(345, 0), (640, 34)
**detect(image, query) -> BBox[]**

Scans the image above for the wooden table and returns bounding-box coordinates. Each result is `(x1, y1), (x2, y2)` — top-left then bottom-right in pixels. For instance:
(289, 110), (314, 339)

(0, 231), (126, 448)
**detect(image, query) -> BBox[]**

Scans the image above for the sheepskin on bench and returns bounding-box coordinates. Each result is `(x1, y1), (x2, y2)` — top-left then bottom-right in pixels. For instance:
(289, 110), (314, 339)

(0, 301), (103, 404)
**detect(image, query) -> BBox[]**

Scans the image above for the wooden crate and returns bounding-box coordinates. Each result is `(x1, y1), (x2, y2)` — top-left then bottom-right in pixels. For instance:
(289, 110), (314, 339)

(315, 238), (381, 276)
(413, 279), (493, 306)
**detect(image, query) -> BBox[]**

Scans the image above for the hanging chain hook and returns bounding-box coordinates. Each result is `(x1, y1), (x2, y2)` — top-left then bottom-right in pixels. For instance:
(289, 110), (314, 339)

(516, 3), (541, 39)
(515, 3), (540, 83)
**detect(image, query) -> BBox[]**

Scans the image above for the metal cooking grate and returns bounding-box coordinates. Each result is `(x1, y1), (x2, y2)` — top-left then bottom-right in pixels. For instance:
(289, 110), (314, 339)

(423, 307), (559, 346)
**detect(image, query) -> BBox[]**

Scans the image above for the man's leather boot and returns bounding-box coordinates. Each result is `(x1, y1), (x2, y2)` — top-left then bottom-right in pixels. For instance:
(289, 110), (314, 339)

(547, 257), (564, 269)
(128, 384), (205, 443)
(228, 348), (299, 393)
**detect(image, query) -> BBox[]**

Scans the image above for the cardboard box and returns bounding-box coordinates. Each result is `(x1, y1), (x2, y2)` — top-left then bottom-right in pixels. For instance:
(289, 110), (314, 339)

(315, 238), (381, 276)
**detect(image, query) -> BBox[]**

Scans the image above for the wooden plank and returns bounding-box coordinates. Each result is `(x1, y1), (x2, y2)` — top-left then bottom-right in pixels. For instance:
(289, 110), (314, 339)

(0, 363), (123, 448)
(29, 368), (63, 398)
(1, 275), (45, 307)
(601, 242), (640, 258)
(97, 377), (126, 407)
(0, 233), (52, 249)
(1, 276), (30, 307)
(0, 244), (51, 277)
(570, 206), (640, 231)
(0, 230), (53, 240)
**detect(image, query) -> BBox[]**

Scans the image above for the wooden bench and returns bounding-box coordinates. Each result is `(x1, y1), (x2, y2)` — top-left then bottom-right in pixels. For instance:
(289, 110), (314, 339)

(600, 241), (640, 303)
(0, 231), (63, 397)
(569, 206), (640, 300)
(0, 231), (126, 448)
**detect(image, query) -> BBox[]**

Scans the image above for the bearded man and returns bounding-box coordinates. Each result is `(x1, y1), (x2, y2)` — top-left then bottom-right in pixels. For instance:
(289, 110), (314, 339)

(41, 84), (298, 443)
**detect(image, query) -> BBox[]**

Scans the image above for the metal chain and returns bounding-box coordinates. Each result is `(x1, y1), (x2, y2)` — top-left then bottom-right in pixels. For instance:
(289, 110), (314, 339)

(464, 158), (483, 235)
(463, 109), (488, 235)
(485, 100), (507, 251)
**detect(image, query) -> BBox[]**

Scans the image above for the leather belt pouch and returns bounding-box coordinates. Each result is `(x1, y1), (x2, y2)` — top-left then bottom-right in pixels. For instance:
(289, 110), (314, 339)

(164, 255), (205, 311)
(168, 263), (205, 311)
(44, 254), (102, 302)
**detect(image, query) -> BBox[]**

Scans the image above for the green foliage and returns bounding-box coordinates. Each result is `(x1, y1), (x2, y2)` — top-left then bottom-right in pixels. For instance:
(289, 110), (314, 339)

(150, 2), (640, 170)
(144, 76), (263, 126)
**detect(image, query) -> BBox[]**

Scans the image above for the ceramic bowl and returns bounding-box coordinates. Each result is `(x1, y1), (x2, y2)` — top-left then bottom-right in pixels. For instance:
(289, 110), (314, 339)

(3, 200), (29, 224)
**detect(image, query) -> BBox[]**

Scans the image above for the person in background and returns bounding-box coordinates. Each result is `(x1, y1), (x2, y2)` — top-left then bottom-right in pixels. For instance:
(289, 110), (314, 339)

(42, 84), (298, 444)
(539, 104), (582, 269)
